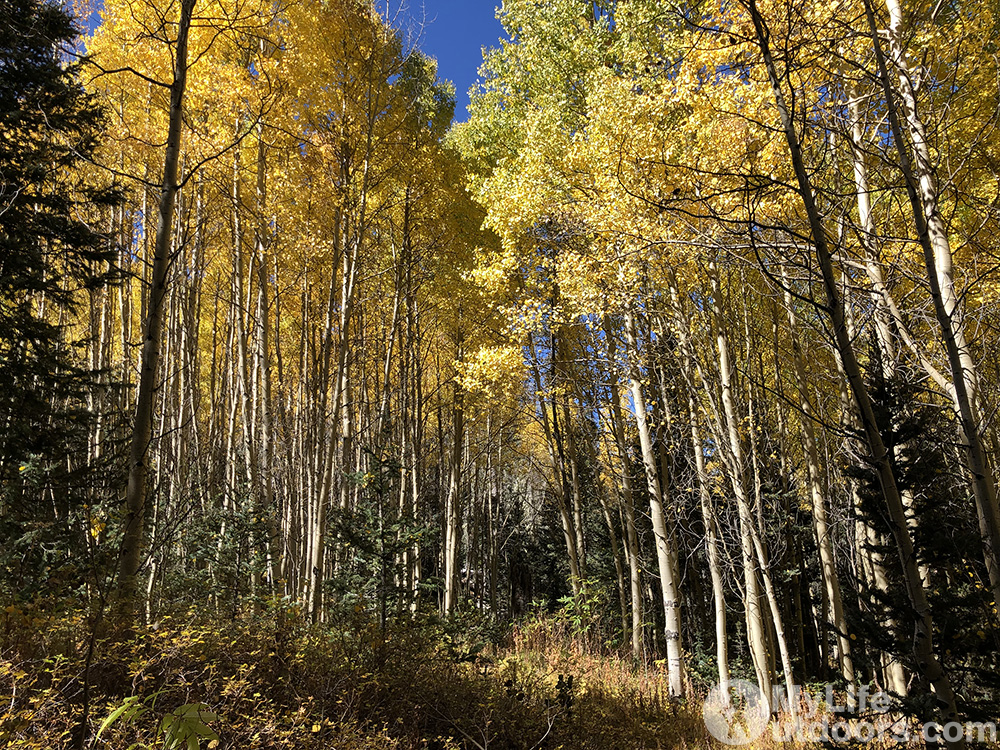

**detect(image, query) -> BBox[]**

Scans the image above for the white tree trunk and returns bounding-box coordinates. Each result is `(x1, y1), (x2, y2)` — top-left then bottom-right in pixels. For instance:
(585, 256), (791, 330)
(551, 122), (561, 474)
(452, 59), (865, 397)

(623, 308), (684, 697)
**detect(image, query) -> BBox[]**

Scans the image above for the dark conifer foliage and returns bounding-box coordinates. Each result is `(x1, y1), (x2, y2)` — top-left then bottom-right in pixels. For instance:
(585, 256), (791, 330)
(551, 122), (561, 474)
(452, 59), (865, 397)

(0, 0), (121, 610)
(847, 365), (1000, 724)
(0, 0), (119, 477)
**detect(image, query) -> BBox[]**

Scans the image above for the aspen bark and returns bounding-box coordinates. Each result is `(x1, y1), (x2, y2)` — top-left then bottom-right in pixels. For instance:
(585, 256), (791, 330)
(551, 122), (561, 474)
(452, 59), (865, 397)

(623, 308), (684, 697)
(873, 0), (1000, 614)
(115, 0), (196, 624)
(254, 126), (281, 590)
(309, 226), (359, 621)
(748, 0), (963, 735)
(443, 364), (464, 615)
(604, 318), (644, 659)
(846, 87), (931, 591)
(747, 381), (797, 717)
(688, 395), (730, 700)
(708, 260), (772, 711)
(780, 271), (855, 688)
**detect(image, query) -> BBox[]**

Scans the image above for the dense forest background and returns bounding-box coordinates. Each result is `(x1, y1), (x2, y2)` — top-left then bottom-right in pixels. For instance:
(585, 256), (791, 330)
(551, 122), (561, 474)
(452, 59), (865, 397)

(3, 0), (1000, 747)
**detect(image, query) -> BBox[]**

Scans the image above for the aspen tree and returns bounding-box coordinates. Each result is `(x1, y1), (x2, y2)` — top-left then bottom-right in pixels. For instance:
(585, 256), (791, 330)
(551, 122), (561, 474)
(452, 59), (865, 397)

(603, 317), (644, 659)
(114, 0), (196, 623)
(623, 308), (684, 697)
(866, 0), (1000, 614)
(746, 0), (963, 735)
(779, 268), (855, 688)
(707, 259), (773, 710)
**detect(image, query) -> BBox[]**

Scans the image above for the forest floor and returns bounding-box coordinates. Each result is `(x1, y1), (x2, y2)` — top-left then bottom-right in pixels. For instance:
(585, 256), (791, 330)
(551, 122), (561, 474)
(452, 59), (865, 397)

(0, 603), (970, 749)
(1, 602), (713, 749)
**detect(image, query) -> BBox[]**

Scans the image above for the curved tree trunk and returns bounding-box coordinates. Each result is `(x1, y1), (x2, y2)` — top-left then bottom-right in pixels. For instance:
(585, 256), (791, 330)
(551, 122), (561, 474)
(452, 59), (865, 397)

(877, 0), (1000, 614)
(748, 0), (963, 737)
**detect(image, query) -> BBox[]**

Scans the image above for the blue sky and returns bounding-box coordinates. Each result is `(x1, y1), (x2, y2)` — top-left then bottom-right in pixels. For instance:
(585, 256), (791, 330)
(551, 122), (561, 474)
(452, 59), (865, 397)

(394, 1), (507, 121)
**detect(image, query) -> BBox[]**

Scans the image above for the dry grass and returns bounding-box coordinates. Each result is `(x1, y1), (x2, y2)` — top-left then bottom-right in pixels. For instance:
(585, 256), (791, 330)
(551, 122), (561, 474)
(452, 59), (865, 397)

(0, 607), (711, 749)
(5, 607), (992, 749)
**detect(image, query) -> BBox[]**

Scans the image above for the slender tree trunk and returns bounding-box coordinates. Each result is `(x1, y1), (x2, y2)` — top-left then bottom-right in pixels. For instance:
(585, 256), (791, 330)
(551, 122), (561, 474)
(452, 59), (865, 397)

(443, 359), (464, 615)
(309, 227), (359, 622)
(747, 0), (963, 735)
(623, 308), (684, 697)
(872, 0), (1000, 613)
(746, 379), (797, 717)
(528, 334), (583, 594)
(780, 271), (855, 688)
(115, 0), (196, 625)
(604, 318), (644, 659)
(254, 125), (280, 591)
(708, 260), (773, 711)
(688, 394), (730, 701)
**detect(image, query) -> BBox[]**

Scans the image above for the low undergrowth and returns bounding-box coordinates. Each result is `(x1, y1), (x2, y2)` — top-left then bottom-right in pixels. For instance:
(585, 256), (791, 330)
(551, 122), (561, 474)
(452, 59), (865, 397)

(1, 603), (711, 749)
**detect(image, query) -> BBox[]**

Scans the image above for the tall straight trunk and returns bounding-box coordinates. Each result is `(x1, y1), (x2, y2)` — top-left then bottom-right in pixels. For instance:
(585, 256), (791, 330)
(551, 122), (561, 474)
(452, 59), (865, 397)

(443, 370), (464, 615)
(623, 308), (684, 697)
(232, 138), (259, 506)
(223, 301), (239, 505)
(396, 229), (414, 611)
(548, 336), (585, 596)
(115, 0), (196, 623)
(688, 395), (730, 699)
(665, 283), (732, 686)
(309, 132), (371, 620)
(486, 419), (499, 612)
(550, 400), (584, 594)
(846, 91), (898, 380)
(604, 318), (644, 659)
(770, 311), (814, 674)
(117, 196), (133, 412)
(184, 183), (206, 507)
(872, 0), (1000, 613)
(309, 229), (359, 621)
(748, 0), (962, 736)
(408, 303), (423, 611)
(746, 379), (797, 717)
(708, 260), (773, 710)
(780, 272), (855, 688)
(563, 401), (588, 584)
(254, 126), (280, 590)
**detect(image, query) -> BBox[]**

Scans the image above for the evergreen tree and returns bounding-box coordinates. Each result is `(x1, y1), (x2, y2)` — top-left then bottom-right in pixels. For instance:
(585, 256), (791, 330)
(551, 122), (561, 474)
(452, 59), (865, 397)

(0, 0), (119, 481)
(0, 0), (120, 610)
(848, 358), (1000, 724)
